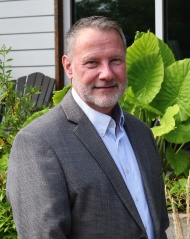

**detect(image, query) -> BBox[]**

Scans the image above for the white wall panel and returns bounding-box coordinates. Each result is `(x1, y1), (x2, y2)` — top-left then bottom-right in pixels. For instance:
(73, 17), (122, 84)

(9, 50), (55, 66)
(11, 66), (55, 80)
(0, 16), (54, 34)
(0, 0), (54, 18)
(0, 0), (55, 79)
(1, 33), (54, 50)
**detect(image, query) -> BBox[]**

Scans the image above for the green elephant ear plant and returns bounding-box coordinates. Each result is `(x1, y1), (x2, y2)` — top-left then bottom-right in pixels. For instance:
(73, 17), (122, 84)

(120, 30), (190, 180)
(120, 31), (190, 236)
(120, 31), (190, 215)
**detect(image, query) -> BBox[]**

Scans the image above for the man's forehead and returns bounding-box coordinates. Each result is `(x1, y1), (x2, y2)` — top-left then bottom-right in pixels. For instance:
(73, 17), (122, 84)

(70, 28), (126, 58)
(77, 27), (117, 36)
(75, 28), (122, 46)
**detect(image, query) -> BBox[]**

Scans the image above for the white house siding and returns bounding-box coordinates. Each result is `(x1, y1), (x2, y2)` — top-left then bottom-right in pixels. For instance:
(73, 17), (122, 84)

(0, 0), (55, 80)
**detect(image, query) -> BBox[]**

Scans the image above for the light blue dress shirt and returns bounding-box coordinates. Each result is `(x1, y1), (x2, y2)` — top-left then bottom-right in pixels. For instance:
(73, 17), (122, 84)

(72, 88), (154, 239)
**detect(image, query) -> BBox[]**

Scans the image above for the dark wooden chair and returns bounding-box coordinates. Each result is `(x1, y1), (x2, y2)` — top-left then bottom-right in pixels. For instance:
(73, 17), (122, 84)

(0, 72), (55, 122)
(14, 72), (55, 107)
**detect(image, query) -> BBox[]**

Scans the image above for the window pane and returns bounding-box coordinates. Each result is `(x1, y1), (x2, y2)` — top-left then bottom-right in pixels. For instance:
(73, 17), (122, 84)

(165, 0), (190, 59)
(72, 0), (155, 47)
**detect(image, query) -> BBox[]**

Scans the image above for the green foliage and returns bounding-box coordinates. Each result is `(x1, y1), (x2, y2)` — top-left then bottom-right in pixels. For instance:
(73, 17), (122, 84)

(120, 31), (190, 181)
(0, 150), (18, 238)
(151, 105), (179, 138)
(152, 59), (190, 123)
(52, 84), (72, 106)
(0, 156), (18, 239)
(0, 45), (42, 158)
(0, 44), (46, 238)
(165, 177), (188, 212)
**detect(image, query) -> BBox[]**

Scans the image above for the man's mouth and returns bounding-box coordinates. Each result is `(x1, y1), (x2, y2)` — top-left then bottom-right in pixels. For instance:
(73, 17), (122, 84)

(94, 83), (117, 89)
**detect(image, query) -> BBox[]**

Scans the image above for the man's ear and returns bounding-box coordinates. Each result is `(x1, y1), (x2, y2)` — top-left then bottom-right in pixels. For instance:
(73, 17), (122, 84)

(62, 55), (73, 80)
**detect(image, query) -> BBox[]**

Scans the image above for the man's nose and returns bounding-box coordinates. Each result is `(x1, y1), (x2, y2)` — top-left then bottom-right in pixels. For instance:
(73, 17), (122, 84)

(99, 63), (114, 80)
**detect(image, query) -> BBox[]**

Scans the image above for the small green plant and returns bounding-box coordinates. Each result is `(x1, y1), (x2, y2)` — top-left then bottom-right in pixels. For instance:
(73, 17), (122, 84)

(165, 177), (188, 212)
(165, 172), (190, 239)
(0, 46), (41, 153)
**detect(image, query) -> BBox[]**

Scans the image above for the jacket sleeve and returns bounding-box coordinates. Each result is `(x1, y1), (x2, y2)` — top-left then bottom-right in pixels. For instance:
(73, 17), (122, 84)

(6, 130), (71, 239)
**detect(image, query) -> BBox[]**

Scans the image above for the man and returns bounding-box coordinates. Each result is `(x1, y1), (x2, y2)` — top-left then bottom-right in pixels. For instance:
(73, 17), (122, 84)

(6, 16), (169, 239)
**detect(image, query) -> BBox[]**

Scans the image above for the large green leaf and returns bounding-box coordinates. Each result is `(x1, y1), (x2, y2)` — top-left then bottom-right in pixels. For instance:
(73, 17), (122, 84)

(120, 86), (163, 116)
(131, 32), (175, 69)
(165, 119), (190, 144)
(127, 31), (160, 70)
(166, 147), (190, 176)
(127, 52), (164, 104)
(158, 38), (175, 67)
(151, 104), (179, 138)
(22, 108), (50, 127)
(151, 59), (190, 123)
(134, 31), (145, 41)
(53, 84), (72, 106)
(120, 87), (163, 126)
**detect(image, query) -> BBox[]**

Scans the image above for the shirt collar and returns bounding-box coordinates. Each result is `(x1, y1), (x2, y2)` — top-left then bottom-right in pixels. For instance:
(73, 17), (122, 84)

(71, 88), (124, 136)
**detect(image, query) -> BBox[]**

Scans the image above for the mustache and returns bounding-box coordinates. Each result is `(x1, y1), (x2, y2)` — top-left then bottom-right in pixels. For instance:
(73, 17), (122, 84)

(93, 80), (118, 88)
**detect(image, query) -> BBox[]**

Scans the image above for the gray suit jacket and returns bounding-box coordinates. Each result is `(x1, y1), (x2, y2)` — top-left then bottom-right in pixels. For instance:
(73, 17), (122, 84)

(6, 90), (169, 239)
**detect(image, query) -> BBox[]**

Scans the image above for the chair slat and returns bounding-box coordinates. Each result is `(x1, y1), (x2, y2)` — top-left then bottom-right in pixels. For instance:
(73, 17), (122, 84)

(42, 77), (55, 107)
(30, 73), (44, 103)
(37, 76), (50, 107)
(16, 77), (26, 96)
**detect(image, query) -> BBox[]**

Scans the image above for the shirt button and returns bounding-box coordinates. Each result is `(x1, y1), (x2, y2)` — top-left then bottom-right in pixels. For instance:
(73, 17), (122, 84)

(126, 168), (129, 174)
(135, 196), (139, 202)
(109, 120), (115, 126)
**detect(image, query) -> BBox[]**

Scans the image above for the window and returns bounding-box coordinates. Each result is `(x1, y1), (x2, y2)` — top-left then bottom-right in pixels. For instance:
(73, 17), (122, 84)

(165, 0), (190, 59)
(72, 0), (155, 47)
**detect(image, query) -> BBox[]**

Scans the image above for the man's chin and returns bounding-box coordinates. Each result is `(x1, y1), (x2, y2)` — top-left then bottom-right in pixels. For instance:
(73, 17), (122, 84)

(93, 99), (118, 108)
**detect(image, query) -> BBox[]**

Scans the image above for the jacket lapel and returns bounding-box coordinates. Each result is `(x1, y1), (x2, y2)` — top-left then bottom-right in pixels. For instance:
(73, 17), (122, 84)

(61, 91), (145, 232)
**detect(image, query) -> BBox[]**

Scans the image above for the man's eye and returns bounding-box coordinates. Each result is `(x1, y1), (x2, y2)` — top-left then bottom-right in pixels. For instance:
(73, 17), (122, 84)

(111, 59), (122, 64)
(86, 61), (97, 68)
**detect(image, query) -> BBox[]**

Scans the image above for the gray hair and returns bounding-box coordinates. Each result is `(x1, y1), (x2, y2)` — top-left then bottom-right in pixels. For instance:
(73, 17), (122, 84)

(65, 16), (126, 58)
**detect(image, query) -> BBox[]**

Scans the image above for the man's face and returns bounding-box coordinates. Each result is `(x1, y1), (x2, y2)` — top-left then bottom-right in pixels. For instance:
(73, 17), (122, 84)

(63, 28), (127, 115)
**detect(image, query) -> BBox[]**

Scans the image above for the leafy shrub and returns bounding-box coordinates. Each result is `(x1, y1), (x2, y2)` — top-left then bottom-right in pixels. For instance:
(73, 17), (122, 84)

(0, 45), (44, 238)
